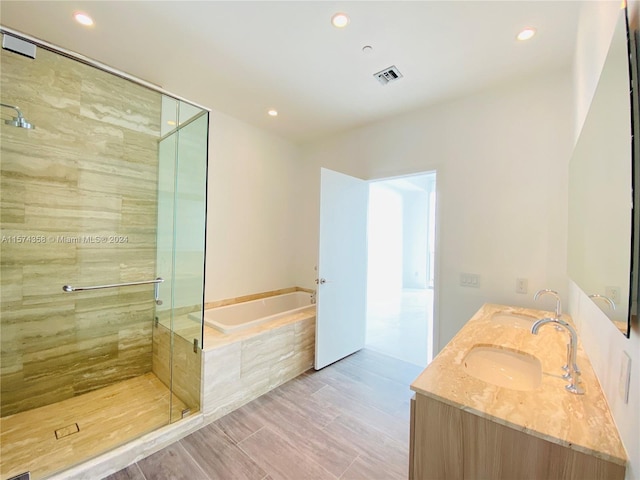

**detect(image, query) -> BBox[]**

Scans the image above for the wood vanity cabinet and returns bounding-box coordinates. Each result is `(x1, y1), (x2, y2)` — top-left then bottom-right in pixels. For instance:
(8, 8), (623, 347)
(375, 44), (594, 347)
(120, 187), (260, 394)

(409, 393), (626, 480)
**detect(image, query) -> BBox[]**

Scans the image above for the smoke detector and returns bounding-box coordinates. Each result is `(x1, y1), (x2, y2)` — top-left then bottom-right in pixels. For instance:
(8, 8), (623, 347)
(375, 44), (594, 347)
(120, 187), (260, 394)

(374, 65), (403, 85)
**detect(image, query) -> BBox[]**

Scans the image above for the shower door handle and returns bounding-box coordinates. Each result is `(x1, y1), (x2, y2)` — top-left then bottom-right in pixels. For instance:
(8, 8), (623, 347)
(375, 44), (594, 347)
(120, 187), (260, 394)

(154, 279), (163, 305)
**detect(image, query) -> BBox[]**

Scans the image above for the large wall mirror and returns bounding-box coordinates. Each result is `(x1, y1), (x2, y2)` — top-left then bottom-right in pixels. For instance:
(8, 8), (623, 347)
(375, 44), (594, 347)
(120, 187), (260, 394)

(568, 9), (637, 338)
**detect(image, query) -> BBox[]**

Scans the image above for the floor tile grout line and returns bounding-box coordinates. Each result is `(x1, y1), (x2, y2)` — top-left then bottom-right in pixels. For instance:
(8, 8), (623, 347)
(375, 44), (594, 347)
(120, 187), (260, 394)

(236, 424), (266, 447)
(309, 383), (331, 399)
(176, 438), (213, 480)
(337, 454), (361, 480)
(332, 371), (411, 400)
(312, 384), (411, 445)
(326, 358), (418, 391)
(236, 426), (277, 479)
(321, 409), (408, 452)
(318, 362), (406, 394)
(211, 420), (252, 447)
(237, 424), (340, 480)
(134, 462), (148, 480)
(361, 345), (425, 370)
(319, 411), (343, 432)
(318, 380), (408, 422)
(338, 351), (423, 376)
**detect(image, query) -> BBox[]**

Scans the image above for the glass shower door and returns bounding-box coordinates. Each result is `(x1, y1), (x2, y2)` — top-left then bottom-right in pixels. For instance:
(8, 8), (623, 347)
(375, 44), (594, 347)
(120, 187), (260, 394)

(155, 97), (208, 422)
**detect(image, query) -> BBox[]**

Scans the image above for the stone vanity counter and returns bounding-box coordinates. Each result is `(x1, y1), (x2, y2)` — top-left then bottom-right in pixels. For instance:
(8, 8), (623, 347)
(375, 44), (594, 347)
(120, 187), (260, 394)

(410, 303), (627, 468)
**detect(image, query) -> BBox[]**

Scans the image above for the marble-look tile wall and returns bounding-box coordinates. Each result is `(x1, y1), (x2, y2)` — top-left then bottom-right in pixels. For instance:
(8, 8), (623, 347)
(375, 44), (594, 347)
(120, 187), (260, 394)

(0, 39), (162, 416)
(202, 314), (315, 420)
(152, 322), (202, 418)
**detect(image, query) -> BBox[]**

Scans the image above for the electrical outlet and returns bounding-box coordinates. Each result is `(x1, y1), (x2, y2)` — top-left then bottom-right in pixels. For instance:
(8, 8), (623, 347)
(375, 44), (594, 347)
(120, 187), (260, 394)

(516, 278), (528, 294)
(460, 273), (480, 288)
(618, 351), (632, 403)
(605, 286), (621, 304)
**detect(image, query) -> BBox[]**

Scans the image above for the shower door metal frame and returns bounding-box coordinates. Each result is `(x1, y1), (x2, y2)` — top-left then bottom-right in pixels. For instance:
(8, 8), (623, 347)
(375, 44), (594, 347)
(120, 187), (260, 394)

(0, 25), (211, 113)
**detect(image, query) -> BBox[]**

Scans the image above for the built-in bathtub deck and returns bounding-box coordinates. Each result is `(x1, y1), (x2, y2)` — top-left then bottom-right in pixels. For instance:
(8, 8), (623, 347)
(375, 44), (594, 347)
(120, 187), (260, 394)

(203, 306), (316, 350)
(201, 306), (316, 421)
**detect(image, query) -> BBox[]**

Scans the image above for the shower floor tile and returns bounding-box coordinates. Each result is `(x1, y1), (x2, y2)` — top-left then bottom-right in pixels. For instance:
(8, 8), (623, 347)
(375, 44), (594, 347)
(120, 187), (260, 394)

(0, 373), (187, 480)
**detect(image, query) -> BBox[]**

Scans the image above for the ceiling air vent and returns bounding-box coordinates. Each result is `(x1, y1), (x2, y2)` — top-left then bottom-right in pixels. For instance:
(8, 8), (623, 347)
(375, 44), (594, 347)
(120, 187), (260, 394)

(374, 65), (403, 85)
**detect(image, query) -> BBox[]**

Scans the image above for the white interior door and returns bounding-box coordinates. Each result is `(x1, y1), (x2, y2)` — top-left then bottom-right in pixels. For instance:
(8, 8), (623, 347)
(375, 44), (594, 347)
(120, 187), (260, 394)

(315, 168), (368, 369)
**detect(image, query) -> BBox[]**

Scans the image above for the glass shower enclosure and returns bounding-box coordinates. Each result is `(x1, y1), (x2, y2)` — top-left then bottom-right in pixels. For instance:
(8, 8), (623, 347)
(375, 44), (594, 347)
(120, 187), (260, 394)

(0, 30), (208, 479)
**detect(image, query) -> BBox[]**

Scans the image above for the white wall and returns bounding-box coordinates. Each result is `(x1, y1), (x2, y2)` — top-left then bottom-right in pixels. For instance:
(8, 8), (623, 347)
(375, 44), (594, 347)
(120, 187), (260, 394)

(569, 2), (640, 478)
(294, 68), (573, 353)
(573, 0), (622, 138)
(205, 111), (299, 302)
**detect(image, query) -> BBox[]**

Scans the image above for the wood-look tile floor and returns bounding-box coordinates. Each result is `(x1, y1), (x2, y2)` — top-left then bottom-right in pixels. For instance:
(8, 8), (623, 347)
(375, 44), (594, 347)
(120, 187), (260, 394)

(0, 373), (187, 480)
(105, 349), (422, 480)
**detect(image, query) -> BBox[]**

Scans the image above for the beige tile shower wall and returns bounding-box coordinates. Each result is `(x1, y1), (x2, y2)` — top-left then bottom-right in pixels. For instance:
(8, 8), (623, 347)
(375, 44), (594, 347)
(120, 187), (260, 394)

(202, 314), (315, 420)
(0, 41), (162, 416)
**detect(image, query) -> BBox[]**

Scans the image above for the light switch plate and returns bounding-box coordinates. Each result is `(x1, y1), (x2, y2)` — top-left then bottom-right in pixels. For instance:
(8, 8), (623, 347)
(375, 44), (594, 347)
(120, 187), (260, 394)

(605, 286), (621, 304)
(460, 273), (480, 288)
(515, 278), (528, 294)
(618, 351), (631, 404)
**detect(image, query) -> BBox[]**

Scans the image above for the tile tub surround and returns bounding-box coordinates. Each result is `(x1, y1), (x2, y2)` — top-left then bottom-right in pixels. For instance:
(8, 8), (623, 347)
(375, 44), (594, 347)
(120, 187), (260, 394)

(202, 307), (316, 420)
(0, 38), (162, 416)
(411, 303), (627, 468)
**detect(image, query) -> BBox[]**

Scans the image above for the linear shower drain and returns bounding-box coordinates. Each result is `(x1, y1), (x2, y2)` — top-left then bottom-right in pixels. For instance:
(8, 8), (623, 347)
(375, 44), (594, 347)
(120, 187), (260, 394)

(55, 423), (79, 439)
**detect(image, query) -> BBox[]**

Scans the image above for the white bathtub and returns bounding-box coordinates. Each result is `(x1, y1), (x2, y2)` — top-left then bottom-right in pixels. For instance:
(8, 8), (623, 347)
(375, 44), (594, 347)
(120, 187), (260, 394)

(198, 291), (315, 334)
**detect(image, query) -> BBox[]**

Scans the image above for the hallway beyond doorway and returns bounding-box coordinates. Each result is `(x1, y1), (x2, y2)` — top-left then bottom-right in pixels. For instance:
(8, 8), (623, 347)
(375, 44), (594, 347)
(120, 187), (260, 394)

(365, 172), (436, 368)
(366, 288), (433, 367)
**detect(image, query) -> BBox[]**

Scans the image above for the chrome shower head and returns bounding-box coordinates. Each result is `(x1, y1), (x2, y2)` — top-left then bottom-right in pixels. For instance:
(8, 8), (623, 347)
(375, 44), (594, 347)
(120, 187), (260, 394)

(1, 102), (35, 129)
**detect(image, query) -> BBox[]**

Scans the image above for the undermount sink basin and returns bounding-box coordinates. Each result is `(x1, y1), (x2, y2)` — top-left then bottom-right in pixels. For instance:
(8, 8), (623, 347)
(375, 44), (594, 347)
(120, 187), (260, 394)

(491, 312), (538, 329)
(463, 345), (542, 391)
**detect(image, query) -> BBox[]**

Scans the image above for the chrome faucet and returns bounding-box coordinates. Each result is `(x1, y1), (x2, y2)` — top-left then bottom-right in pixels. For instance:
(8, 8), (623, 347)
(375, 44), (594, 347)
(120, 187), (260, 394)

(531, 317), (584, 395)
(534, 288), (569, 368)
(534, 289), (562, 319)
(588, 293), (616, 310)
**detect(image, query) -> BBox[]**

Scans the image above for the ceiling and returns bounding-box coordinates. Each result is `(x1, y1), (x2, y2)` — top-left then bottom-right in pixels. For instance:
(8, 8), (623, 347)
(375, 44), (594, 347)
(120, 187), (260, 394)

(0, 1), (582, 143)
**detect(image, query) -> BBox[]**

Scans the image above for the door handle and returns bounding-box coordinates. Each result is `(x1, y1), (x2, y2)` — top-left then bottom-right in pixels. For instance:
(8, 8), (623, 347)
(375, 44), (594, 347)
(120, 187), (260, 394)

(315, 278), (327, 284)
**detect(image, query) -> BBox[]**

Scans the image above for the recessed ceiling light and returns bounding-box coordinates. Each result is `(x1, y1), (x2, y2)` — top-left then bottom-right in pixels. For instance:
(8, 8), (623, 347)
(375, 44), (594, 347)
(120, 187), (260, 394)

(268, 109), (278, 117)
(74, 12), (94, 27)
(517, 27), (536, 41)
(362, 45), (373, 54)
(331, 13), (350, 28)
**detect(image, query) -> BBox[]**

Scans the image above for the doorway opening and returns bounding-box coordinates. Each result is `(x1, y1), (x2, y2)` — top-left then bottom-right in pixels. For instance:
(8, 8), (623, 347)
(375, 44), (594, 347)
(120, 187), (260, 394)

(365, 172), (436, 367)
